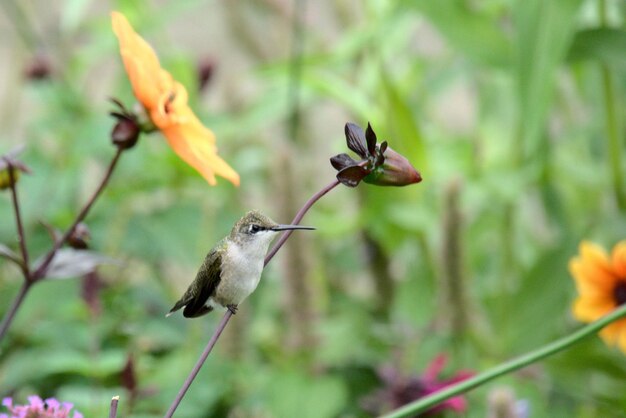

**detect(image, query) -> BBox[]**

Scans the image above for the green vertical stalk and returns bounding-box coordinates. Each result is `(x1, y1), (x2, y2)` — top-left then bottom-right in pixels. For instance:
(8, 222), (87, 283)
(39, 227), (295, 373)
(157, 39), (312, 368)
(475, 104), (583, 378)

(599, 0), (625, 211)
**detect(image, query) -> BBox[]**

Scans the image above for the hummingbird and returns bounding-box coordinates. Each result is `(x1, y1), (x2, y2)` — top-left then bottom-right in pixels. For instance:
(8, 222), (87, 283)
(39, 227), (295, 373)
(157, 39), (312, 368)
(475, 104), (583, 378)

(167, 210), (315, 318)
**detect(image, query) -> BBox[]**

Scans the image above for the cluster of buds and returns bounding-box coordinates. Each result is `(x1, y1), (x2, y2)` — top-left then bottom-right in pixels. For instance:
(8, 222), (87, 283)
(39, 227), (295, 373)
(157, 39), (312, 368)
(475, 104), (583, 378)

(330, 122), (421, 188)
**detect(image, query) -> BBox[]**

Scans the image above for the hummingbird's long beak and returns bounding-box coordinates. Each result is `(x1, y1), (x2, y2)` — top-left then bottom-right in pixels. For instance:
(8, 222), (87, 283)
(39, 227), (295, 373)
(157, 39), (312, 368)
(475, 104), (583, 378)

(271, 224), (315, 231)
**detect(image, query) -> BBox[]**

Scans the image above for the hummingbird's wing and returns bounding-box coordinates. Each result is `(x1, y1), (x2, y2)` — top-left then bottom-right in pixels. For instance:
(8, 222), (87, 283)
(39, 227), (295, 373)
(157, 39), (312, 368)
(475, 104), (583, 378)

(167, 243), (222, 318)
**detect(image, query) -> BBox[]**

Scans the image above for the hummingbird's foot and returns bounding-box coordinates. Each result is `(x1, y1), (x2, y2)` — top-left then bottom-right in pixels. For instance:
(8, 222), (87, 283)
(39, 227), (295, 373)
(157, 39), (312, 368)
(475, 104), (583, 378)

(226, 304), (238, 314)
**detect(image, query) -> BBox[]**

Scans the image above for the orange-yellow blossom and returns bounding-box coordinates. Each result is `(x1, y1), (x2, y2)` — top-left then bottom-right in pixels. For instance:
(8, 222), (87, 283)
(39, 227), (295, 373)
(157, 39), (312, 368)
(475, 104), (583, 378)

(111, 11), (239, 186)
(569, 241), (626, 353)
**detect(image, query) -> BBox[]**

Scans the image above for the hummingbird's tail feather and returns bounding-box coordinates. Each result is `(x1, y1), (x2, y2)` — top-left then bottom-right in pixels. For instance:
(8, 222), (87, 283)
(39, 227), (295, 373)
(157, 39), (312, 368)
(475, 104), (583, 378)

(166, 298), (188, 317)
(182, 302), (214, 318)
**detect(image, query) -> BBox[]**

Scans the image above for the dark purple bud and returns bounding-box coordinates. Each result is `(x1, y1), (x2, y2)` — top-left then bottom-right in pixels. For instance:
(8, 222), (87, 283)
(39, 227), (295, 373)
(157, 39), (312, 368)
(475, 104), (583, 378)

(330, 153), (358, 171)
(344, 123), (368, 158)
(111, 117), (140, 149)
(365, 122), (378, 156)
(337, 164), (370, 187)
(68, 222), (91, 250)
(197, 57), (216, 92)
(364, 147), (422, 187)
(24, 54), (52, 81)
(121, 353), (138, 398)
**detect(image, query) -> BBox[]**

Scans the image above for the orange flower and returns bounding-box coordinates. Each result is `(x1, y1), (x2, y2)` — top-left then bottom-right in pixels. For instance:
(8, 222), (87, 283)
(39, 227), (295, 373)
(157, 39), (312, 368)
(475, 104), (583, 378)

(111, 11), (239, 186)
(569, 241), (626, 352)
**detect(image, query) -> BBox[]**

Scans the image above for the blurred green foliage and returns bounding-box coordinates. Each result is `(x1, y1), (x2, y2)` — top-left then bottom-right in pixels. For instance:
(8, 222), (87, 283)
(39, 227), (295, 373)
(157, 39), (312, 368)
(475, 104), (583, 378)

(1, 0), (626, 417)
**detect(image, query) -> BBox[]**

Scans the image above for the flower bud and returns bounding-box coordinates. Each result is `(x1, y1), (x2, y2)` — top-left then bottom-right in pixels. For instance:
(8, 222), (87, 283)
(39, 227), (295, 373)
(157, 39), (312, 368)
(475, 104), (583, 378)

(111, 117), (140, 149)
(68, 222), (91, 250)
(0, 166), (20, 190)
(0, 155), (30, 190)
(363, 147), (422, 187)
(24, 54), (52, 81)
(197, 57), (216, 92)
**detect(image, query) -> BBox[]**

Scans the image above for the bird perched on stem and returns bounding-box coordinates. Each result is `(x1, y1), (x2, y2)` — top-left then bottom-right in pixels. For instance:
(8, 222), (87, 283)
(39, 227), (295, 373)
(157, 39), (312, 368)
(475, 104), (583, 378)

(167, 210), (314, 318)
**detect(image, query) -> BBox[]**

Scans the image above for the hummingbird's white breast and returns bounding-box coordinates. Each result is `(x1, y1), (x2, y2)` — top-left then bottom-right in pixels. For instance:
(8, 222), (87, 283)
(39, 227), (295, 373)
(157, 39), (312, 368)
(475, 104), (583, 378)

(213, 233), (275, 307)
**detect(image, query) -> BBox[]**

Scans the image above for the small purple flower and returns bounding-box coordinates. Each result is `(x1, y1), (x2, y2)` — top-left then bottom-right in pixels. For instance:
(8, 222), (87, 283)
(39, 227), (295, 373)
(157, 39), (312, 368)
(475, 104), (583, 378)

(0, 396), (83, 418)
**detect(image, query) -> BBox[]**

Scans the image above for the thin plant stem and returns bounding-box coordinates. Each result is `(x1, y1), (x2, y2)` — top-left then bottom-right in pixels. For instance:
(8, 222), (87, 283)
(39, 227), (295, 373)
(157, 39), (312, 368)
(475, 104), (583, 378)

(164, 178), (341, 418)
(32, 147), (124, 281)
(0, 281), (31, 343)
(5, 159), (30, 278)
(265, 179), (339, 262)
(164, 311), (233, 418)
(380, 303), (626, 418)
(109, 396), (119, 418)
(0, 148), (124, 345)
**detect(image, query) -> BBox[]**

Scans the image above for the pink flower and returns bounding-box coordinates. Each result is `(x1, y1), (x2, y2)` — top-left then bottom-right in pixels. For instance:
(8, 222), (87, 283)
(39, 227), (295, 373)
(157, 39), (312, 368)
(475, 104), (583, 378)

(361, 354), (473, 416)
(0, 396), (83, 418)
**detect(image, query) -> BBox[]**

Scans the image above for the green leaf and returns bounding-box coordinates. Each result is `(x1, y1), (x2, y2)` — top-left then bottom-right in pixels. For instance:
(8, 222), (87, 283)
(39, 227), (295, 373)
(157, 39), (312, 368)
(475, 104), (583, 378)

(513, 0), (584, 157)
(567, 28), (626, 68)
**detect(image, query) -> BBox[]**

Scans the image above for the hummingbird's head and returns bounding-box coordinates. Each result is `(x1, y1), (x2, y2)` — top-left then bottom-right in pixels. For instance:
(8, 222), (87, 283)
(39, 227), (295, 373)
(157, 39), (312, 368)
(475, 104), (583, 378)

(230, 210), (315, 248)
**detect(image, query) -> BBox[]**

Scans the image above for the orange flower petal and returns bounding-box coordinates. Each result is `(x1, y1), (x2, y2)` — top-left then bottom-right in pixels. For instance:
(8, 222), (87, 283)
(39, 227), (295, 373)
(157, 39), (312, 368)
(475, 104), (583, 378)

(611, 241), (626, 278)
(580, 241), (612, 271)
(600, 319), (626, 346)
(161, 122), (240, 186)
(569, 258), (615, 296)
(112, 11), (239, 186)
(572, 296), (615, 322)
(111, 12), (166, 108)
(618, 324), (626, 354)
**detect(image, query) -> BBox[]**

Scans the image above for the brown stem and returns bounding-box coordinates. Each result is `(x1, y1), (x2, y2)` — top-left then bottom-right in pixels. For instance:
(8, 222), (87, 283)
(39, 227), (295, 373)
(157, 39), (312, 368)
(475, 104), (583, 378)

(0, 280), (31, 343)
(5, 159), (30, 278)
(32, 147), (124, 281)
(0, 148), (124, 346)
(164, 178), (341, 418)
(265, 179), (339, 263)
(109, 396), (120, 418)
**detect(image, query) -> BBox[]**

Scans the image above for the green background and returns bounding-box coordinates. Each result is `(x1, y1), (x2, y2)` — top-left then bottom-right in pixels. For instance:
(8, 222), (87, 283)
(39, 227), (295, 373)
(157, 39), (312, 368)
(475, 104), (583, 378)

(1, 0), (626, 416)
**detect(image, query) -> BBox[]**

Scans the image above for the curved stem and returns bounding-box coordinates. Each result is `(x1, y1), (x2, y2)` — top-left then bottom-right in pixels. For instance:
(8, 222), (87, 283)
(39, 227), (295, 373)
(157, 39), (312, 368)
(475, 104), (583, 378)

(0, 281), (31, 344)
(380, 304), (626, 418)
(265, 179), (339, 263)
(32, 147), (124, 281)
(163, 178), (341, 417)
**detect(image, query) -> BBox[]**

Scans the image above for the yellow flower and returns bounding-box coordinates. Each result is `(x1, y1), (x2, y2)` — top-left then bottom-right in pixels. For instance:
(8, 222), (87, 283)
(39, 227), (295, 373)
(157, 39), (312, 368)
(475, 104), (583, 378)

(569, 241), (626, 352)
(111, 11), (239, 186)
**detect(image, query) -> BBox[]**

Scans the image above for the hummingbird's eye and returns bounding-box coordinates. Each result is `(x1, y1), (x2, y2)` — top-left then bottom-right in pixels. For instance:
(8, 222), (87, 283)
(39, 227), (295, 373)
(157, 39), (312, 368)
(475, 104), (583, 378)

(249, 224), (262, 234)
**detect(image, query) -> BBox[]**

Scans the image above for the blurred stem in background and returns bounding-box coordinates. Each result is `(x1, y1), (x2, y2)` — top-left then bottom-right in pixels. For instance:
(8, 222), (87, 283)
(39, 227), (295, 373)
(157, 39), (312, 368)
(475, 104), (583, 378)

(441, 178), (469, 348)
(278, 0), (317, 355)
(277, 152), (317, 353)
(599, 0), (625, 212)
(362, 231), (394, 320)
(381, 302), (626, 418)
